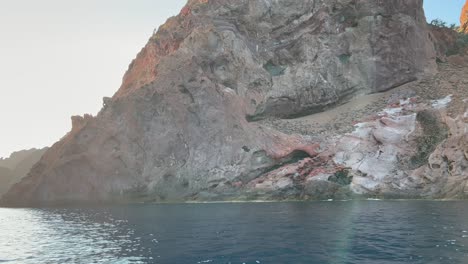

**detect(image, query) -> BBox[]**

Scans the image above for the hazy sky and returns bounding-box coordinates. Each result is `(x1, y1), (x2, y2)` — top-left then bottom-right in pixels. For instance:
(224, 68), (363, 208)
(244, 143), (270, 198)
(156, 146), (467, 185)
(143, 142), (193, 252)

(0, 0), (186, 158)
(0, 0), (463, 158)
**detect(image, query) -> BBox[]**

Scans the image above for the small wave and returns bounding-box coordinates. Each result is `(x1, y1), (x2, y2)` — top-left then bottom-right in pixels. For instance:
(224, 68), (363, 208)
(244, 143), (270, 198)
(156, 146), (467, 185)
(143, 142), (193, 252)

(197, 260), (213, 263)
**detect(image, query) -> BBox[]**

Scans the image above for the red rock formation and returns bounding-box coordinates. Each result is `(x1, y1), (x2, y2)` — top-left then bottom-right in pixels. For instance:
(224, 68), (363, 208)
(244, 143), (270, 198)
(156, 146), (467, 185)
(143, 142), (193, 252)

(116, 18), (189, 97)
(117, 0), (212, 98)
(461, 0), (468, 33)
(71, 114), (93, 131)
(2, 0), (441, 206)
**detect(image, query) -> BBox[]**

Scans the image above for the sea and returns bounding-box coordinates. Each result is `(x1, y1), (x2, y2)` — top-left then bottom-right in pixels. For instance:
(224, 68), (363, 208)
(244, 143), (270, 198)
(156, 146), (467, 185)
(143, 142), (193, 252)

(1, 201), (468, 263)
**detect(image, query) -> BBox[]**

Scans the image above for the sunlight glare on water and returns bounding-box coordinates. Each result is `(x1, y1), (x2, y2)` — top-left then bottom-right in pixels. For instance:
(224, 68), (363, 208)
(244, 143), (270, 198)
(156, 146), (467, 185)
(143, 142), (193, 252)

(0, 208), (146, 264)
(1, 201), (468, 263)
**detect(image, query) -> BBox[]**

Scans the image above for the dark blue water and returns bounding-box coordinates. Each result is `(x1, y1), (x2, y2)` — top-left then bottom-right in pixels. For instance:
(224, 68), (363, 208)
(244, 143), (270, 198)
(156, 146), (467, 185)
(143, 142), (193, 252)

(1, 201), (468, 264)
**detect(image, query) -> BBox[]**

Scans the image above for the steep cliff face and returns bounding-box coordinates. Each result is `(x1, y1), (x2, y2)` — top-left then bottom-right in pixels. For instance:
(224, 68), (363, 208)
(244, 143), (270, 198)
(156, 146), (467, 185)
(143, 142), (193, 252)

(118, 0), (436, 119)
(428, 25), (459, 61)
(3, 0), (440, 206)
(461, 0), (468, 33)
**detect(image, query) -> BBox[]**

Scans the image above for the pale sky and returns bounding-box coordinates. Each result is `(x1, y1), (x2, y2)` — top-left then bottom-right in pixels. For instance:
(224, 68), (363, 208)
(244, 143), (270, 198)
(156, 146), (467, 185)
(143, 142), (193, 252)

(0, 0), (186, 158)
(0, 0), (463, 158)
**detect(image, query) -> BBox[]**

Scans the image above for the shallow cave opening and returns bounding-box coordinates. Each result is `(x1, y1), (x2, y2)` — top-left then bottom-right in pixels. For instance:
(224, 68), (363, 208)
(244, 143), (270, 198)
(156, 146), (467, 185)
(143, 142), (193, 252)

(253, 149), (312, 178)
(281, 150), (311, 164)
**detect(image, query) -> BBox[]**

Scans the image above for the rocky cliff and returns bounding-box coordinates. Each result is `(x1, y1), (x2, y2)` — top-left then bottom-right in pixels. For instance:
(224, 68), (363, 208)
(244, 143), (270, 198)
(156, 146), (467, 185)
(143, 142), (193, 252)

(4, 0), (467, 206)
(462, 0), (468, 33)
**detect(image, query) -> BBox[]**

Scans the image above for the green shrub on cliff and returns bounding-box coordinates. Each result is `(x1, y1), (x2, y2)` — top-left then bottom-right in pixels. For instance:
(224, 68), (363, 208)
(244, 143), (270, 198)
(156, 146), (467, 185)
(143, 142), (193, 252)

(328, 169), (353, 186)
(430, 19), (468, 56)
(445, 32), (468, 56)
(410, 111), (448, 168)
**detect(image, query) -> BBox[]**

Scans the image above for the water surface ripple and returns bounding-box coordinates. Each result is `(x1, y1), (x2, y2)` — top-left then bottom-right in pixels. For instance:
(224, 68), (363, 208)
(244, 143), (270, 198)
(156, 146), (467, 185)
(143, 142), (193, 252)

(1, 201), (468, 263)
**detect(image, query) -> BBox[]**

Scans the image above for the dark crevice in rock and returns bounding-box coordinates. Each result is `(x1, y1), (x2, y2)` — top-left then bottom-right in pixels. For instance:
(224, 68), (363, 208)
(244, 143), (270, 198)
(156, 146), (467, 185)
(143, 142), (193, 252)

(279, 150), (311, 164)
(410, 110), (448, 168)
(178, 85), (195, 104)
(374, 78), (417, 93)
(235, 150), (312, 185)
(247, 84), (361, 122)
(328, 169), (353, 186)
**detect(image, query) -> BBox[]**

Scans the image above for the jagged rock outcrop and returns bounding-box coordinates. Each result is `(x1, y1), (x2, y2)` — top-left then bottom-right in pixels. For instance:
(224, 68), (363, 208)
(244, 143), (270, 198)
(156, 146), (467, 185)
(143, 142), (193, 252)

(2, 0), (444, 206)
(461, 0), (468, 33)
(409, 106), (468, 198)
(334, 96), (467, 198)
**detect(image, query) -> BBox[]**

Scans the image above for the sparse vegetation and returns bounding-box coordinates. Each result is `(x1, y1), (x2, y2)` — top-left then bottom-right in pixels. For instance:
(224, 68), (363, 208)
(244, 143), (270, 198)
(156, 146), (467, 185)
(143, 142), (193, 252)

(328, 169), (353, 186)
(410, 111), (448, 168)
(430, 19), (468, 56)
(430, 19), (458, 31)
(447, 33), (468, 56)
(263, 61), (286, 76)
(430, 19), (449, 29)
(338, 54), (351, 64)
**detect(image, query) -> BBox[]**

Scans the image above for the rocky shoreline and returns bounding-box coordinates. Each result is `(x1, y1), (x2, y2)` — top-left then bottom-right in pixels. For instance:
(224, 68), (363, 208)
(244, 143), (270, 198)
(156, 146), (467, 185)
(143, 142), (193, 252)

(2, 0), (467, 207)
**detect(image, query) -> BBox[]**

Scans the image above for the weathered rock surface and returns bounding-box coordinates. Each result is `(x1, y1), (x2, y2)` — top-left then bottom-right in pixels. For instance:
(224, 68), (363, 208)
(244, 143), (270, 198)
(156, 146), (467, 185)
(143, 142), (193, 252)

(408, 107), (468, 198)
(253, 56), (468, 200)
(461, 0), (468, 33)
(119, 0), (436, 119)
(4, 0), (464, 206)
(428, 25), (459, 61)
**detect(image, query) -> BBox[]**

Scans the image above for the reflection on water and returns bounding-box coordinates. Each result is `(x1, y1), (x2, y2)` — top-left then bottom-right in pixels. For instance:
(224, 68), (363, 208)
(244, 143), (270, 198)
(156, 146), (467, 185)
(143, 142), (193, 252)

(1, 201), (468, 263)
(0, 207), (147, 263)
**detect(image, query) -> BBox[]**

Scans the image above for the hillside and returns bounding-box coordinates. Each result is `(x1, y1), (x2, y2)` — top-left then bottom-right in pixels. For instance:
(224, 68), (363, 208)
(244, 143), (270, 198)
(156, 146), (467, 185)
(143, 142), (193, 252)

(0, 148), (48, 197)
(2, 0), (467, 206)
(0, 167), (13, 196)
